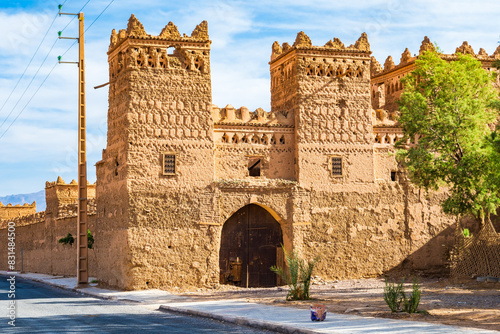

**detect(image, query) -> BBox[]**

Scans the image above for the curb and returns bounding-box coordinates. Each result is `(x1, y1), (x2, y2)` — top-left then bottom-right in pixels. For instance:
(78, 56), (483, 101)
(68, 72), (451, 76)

(0, 272), (119, 302)
(159, 305), (318, 334)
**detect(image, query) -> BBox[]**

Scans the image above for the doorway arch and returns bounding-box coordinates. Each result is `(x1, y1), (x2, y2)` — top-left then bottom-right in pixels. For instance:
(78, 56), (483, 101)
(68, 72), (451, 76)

(219, 204), (284, 287)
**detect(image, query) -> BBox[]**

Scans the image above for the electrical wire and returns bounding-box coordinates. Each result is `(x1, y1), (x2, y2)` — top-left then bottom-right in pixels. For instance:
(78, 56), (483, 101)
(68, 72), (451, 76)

(0, 13), (58, 129)
(0, 0), (116, 142)
(0, 39), (59, 131)
(0, 0), (71, 122)
(86, 0), (115, 32)
(60, 0), (92, 33)
(0, 0), (90, 132)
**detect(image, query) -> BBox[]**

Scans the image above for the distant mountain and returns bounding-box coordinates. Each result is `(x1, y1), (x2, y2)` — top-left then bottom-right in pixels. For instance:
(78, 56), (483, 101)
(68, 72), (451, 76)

(0, 190), (46, 212)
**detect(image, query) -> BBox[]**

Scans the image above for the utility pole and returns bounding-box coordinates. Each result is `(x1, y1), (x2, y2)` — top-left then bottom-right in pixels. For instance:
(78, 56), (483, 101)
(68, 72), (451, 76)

(58, 5), (88, 286)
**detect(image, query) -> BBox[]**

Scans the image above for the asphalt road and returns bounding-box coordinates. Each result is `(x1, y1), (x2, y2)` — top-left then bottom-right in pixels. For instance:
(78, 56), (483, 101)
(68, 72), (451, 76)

(0, 275), (274, 333)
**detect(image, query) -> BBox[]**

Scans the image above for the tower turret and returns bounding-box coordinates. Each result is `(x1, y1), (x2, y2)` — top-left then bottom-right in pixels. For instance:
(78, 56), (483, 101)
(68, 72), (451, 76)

(270, 32), (374, 190)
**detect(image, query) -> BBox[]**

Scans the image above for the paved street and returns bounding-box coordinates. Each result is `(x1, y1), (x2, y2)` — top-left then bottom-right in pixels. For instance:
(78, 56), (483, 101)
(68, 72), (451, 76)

(0, 276), (273, 333)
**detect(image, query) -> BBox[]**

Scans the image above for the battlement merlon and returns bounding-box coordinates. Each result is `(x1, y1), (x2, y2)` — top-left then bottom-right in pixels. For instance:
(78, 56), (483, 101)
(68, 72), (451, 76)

(270, 31), (371, 64)
(212, 104), (293, 126)
(0, 201), (36, 222)
(108, 14), (211, 55)
(0, 201), (36, 208)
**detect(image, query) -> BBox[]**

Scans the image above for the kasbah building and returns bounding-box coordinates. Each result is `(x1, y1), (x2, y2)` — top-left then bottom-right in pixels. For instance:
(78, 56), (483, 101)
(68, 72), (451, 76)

(1, 15), (499, 290)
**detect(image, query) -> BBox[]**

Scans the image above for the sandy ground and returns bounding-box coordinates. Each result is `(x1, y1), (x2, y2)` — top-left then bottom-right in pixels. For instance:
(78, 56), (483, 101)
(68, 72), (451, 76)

(177, 277), (500, 331)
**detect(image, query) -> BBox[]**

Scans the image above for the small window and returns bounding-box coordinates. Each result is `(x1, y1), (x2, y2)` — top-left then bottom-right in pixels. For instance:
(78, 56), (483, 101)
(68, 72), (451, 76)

(248, 157), (261, 177)
(390, 171), (397, 182)
(331, 156), (342, 176)
(163, 153), (177, 175)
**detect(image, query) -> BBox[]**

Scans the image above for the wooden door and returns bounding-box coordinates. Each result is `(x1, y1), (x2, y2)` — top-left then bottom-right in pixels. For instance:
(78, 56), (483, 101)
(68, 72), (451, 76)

(219, 204), (283, 287)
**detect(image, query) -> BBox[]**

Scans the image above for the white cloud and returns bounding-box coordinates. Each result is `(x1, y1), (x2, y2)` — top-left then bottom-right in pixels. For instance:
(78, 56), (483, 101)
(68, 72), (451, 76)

(0, 10), (53, 56)
(1, 0), (500, 196)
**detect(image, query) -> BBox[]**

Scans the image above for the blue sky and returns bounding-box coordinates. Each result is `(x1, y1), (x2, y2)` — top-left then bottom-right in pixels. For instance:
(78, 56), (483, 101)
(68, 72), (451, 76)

(0, 0), (499, 198)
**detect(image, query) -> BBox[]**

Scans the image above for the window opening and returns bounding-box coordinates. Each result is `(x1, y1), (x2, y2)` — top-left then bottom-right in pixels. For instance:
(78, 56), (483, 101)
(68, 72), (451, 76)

(194, 57), (203, 71)
(163, 153), (176, 175)
(331, 157), (342, 176)
(159, 54), (167, 68)
(248, 157), (261, 177)
(326, 65), (334, 77)
(306, 65), (314, 76)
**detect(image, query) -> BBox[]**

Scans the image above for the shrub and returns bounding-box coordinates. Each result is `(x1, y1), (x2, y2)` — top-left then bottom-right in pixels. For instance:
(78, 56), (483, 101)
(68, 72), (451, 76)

(383, 277), (422, 314)
(58, 233), (75, 246)
(270, 245), (319, 301)
(403, 279), (421, 313)
(87, 229), (94, 249)
(58, 230), (94, 249)
(383, 278), (404, 312)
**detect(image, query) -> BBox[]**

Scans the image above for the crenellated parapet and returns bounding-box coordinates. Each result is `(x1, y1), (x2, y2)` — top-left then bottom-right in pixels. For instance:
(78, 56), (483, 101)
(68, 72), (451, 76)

(271, 31), (371, 62)
(108, 15), (211, 84)
(0, 201), (36, 222)
(375, 36), (499, 77)
(213, 104), (294, 147)
(45, 176), (96, 218)
(213, 104), (290, 126)
(270, 31), (372, 121)
(0, 211), (45, 229)
(109, 14), (210, 51)
(371, 36), (500, 113)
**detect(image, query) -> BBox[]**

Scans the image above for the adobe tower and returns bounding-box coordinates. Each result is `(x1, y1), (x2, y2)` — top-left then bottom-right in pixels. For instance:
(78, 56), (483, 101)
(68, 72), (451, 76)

(270, 32), (375, 190)
(96, 15), (216, 288)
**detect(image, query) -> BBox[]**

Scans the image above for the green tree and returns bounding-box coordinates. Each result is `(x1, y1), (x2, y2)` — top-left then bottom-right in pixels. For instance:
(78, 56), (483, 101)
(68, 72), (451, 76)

(396, 50), (500, 225)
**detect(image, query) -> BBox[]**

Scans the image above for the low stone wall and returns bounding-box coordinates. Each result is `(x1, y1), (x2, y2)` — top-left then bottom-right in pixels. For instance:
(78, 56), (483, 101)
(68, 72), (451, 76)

(0, 214), (98, 277)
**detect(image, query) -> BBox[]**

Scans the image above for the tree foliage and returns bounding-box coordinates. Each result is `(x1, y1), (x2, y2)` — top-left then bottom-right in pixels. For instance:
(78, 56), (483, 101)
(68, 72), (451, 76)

(396, 50), (500, 223)
(58, 230), (94, 249)
(58, 233), (75, 246)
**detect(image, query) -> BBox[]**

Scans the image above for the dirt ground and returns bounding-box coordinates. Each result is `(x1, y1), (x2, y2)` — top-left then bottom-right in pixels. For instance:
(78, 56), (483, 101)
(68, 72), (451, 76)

(177, 276), (500, 331)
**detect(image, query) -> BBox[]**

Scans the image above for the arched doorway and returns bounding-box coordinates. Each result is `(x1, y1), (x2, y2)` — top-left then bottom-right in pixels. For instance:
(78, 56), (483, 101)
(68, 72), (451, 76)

(219, 204), (284, 287)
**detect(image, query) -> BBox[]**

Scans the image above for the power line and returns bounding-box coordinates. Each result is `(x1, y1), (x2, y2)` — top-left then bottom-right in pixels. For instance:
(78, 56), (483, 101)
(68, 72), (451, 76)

(0, 1), (71, 120)
(0, 0), (116, 142)
(86, 0), (115, 32)
(60, 0), (92, 33)
(0, 38), (59, 132)
(0, 12), (58, 129)
(0, 0), (90, 132)
(61, 0), (115, 56)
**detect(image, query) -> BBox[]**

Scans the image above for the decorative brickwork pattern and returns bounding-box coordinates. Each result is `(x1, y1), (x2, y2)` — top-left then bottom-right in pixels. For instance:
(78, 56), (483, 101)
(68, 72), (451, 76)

(2, 21), (499, 290)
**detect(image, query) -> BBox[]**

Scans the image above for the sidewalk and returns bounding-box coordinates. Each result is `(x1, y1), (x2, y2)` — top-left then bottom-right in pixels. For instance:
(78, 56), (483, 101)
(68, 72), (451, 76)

(2, 271), (498, 334)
